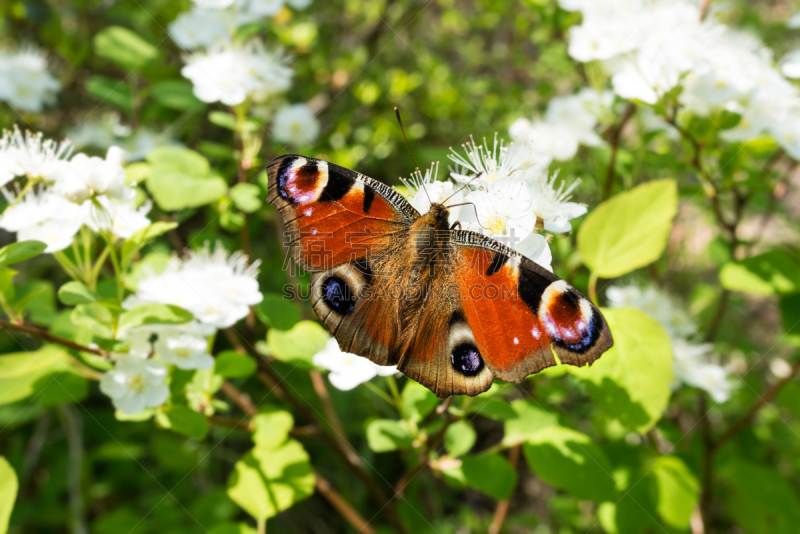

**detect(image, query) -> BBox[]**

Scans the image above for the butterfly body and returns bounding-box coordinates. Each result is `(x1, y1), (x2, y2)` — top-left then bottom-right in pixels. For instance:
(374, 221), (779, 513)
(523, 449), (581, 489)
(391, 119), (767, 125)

(267, 154), (613, 398)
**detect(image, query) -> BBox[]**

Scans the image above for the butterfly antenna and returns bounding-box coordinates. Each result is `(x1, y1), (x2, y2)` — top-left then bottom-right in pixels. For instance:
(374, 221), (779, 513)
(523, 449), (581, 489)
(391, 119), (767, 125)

(395, 106), (431, 205)
(442, 171), (483, 206)
(443, 201), (486, 230)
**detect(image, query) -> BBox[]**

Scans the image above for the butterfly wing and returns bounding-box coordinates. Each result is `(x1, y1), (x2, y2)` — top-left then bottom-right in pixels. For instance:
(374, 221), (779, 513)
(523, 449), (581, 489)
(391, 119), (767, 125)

(451, 229), (613, 385)
(267, 155), (418, 365)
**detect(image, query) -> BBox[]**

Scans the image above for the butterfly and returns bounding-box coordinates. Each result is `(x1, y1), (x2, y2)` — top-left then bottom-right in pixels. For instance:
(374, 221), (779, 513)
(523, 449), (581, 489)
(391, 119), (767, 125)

(266, 154), (613, 398)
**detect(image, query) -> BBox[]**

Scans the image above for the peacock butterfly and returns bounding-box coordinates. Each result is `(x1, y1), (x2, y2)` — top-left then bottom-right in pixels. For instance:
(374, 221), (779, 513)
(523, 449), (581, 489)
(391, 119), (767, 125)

(266, 154), (613, 398)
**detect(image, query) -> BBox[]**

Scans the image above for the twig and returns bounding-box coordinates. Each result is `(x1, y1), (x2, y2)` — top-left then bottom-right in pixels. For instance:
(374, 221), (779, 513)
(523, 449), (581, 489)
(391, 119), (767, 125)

(58, 405), (88, 534)
(0, 319), (109, 357)
(698, 394), (714, 533)
(220, 381), (258, 418)
(714, 356), (800, 449)
(488, 445), (521, 534)
(309, 369), (350, 451)
(315, 472), (377, 534)
(706, 289), (729, 343)
(699, 0), (713, 20)
(207, 415), (253, 432)
(394, 404), (455, 498)
(603, 103), (636, 200)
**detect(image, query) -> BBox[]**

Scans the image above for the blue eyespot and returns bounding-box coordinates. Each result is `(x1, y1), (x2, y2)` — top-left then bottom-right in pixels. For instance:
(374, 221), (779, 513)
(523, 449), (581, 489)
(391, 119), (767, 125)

(451, 343), (483, 376)
(321, 276), (356, 315)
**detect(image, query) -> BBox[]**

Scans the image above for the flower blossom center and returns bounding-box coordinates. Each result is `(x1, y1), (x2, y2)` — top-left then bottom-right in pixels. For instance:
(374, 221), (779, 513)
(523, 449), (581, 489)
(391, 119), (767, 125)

(486, 216), (506, 234)
(129, 374), (146, 393)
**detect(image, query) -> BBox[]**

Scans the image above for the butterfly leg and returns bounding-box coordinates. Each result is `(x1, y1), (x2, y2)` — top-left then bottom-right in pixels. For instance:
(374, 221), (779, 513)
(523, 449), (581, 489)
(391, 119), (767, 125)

(450, 221), (462, 230)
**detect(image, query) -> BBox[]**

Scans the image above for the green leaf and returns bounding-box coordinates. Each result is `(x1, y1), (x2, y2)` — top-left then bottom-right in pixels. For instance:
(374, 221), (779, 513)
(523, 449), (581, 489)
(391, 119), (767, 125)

(255, 294), (301, 330)
(0, 346), (72, 405)
(230, 183), (263, 213)
(125, 162), (151, 184)
(86, 76), (133, 112)
(461, 453), (517, 499)
(366, 419), (414, 452)
(0, 268), (15, 303)
(720, 249), (800, 296)
(467, 395), (517, 420)
(150, 79), (204, 111)
(58, 281), (96, 305)
(444, 420), (476, 457)
(34, 372), (89, 406)
(578, 179), (677, 278)
(0, 241), (46, 266)
(214, 351), (257, 378)
(209, 111), (237, 130)
(268, 321), (329, 368)
(650, 456), (698, 529)
(71, 303), (115, 338)
(146, 146), (210, 175)
(94, 26), (157, 71)
(401, 381), (439, 425)
(118, 303), (193, 331)
(719, 459), (800, 534)
(780, 293), (800, 346)
(208, 523), (257, 534)
(252, 408), (294, 449)
(570, 308), (673, 433)
(121, 221), (178, 268)
(523, 426), (616, 502)
(0, 457), (18, 534)
(147, 170), (228, 211)
(162, 404), (209, 440)
(227, 440), (314, 522)
(502, 399), (559, 446)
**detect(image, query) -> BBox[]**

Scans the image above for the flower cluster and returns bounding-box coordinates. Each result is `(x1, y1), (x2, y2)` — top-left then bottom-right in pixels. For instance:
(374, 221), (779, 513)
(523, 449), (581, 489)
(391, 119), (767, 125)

(398, 134), (588, 270)
(69, 112), (171, 161)
(169, 0), (320, 146)
(125, 243), (263, 328)
(561, 0), (800, 158)
(0, 128), (149, 252)
(510, 88), (612, 166)
(0, 45), (60, 112)
(313, 338), (397, 391)
(607, 285), (734, 403)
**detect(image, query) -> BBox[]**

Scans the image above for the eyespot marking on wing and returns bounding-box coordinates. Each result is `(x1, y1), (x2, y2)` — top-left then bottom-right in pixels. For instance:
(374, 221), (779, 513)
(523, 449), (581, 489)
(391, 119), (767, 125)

(321, 276), (356, 315)
(538, 280), (601, 353)
(276, 157), (330, 204)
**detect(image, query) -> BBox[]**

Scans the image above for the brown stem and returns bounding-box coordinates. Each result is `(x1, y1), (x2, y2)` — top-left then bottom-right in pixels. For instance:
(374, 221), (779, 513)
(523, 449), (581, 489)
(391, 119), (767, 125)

(714, 356), (800, 449)
(157, 215), (185, 253)
(705, 289), (729, 343)
(699, 0), (713, 20)
(309, 369), (349, 445)
(698, 394), (714, 533)
(219, 381), (258, 417)
(207, 415), (253, 432)
(0, 319), (109, 357)
(315, 472), (377, 534)
(488, 445), (521, 534)
(603, 103), (636, 200)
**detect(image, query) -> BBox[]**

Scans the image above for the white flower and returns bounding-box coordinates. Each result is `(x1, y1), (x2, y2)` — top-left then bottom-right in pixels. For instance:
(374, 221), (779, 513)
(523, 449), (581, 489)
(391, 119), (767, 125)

(239, 0), (285, 17)
(85, 197), (152, 239)
(516, 232), (553, 271)
(182, 40), (292, 106)
(193, 0), (235, 8)
(0, 187), (87, 253)
(402, 163), (464, 224)
(685, 363), (734, 403)
(448, 135), (530, 186)
(67, 113), (130, 151)
(126, 243), (263, 328)
(157, 333), (214, 370)
(99, 355), (170, 414)
(781, 50), (800, 79)
(271, 103), (320, 146)
(169, 8), (233, 50)
(313, 338), (397, 391)
(463, 179), (535, 242)
(0, 46), (60, 112)
(510, 89), (610, 164)
(1, 127), (72, 182)
(789, 12), (800, 29)
(55, 146), (133, 205)
(528, 172), (587, 233)
(287, 0), (311, 9)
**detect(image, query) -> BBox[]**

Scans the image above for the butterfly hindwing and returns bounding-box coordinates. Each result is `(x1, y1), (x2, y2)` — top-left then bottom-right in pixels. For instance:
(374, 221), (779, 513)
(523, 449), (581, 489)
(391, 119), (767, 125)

(452, 230), (612, 384)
